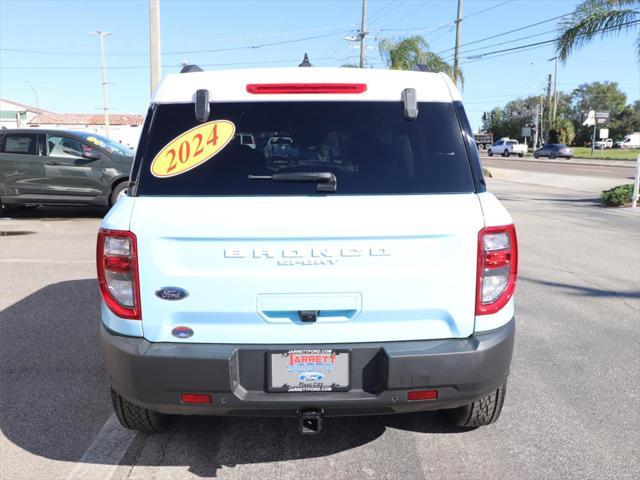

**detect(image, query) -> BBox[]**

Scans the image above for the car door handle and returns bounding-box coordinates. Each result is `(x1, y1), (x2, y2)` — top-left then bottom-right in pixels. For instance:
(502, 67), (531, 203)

(45, 161), (60, 166)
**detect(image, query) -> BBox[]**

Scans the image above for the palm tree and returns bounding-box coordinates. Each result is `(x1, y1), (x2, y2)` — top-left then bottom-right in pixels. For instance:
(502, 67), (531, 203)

(379, 35), (463, 86)
(556, 0), (640, 62)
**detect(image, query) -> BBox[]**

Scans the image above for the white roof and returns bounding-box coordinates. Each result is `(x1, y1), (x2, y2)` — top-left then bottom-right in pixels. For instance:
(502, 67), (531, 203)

(152, 67), (462, 104)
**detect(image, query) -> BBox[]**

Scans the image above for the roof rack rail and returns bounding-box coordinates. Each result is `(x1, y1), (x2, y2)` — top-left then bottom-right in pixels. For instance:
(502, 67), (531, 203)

(180, 64), (204, 73)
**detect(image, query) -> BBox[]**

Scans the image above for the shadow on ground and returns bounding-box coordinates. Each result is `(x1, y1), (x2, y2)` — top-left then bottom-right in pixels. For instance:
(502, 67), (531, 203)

(1, 280), (468, 477)
(0, 205), (108, 220)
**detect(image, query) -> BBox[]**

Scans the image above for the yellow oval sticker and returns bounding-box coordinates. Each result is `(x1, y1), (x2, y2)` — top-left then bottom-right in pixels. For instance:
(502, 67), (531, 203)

(150, 120), (236, 178)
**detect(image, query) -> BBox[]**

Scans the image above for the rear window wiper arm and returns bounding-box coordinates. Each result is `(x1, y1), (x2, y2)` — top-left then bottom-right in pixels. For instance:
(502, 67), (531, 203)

(248, 172), (337, 193)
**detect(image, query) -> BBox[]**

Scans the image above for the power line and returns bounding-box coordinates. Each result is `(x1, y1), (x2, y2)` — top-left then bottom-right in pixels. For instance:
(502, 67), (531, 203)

(0, 26), (353, 57)
(463, 0), (516, 20)
(436, 11), (576, 55)
(368, 0), (405, 25)
(443, 28), (557, 61)
(375, 0), (434, 31)
(0, 57), (344, 71)
(457, 19), (640, 64)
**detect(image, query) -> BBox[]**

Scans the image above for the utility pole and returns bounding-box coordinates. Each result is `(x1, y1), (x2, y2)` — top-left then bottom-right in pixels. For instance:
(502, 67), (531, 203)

(545, 73), (552, 138)
(453, 0), (463, 87)
(150, 0), (162, 94)
(548, 56), (558, 124)
(91, 31), (111, 137)
(359, 0), (367, 68)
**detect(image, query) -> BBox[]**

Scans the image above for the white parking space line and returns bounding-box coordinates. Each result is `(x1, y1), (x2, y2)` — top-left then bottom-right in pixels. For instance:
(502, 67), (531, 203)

(65, 414), (137, 480)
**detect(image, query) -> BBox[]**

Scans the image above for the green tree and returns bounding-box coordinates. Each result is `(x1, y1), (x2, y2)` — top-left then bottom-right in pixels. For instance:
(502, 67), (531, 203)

(378, 35), (462, 85)
(555, 118), (576, 145)
(481, 94), (574, 144)
(571, 81), (628, 144)
(556, 0), (640, 62)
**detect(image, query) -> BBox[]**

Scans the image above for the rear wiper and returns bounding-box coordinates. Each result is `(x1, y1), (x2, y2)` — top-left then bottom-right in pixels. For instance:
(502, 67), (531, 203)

(248, 172), (337, 193)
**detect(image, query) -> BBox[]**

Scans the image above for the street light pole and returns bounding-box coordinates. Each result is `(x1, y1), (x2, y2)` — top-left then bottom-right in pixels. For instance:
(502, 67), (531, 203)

(24, 81), (38, 109)
(149, 0), (162, 93)
(359, 0), (367, 68)
(548, 55), (558, 124)
(91, 31), (111, 137)
(453, 0), (463, 87)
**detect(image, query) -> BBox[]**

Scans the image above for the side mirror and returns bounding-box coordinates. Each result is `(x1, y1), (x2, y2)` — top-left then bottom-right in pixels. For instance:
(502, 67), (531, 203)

(82, 151), (101, 160)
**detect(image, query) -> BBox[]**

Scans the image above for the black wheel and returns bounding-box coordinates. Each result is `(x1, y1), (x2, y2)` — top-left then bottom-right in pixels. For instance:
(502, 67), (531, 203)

(503, 150), (510, 157)
(534, 154), (539, 159)
(549, 153), (556, 159)
(446, 383), (507, 428)
(518, 153), (524, 158)
(110, 388), (170, 432)
(110, 181), (129, 206)
(487, 149), (493, 157)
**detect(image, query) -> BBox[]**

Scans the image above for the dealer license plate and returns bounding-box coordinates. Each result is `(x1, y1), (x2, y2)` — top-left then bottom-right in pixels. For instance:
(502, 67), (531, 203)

(268, 349), (350, 393)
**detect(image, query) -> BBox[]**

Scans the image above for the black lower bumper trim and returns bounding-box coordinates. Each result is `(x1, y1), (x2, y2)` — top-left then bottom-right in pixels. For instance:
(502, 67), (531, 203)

(101, 319), (515, 416)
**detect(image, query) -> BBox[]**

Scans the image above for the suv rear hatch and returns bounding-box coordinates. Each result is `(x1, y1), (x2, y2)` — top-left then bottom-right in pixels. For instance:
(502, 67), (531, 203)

(130, 99), (483, 344)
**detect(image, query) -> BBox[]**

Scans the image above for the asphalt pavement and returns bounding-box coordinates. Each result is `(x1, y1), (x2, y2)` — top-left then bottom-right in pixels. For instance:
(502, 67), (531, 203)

(480, 153), (636, 180)
(1, 175), (639, 479)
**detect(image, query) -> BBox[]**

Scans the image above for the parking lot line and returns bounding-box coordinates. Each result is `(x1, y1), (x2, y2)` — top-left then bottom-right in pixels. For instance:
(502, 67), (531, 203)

(65, 414), (137, 480)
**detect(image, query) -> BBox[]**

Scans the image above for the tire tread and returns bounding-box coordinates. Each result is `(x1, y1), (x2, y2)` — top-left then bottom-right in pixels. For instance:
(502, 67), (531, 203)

(448, 383), (507, 428)
(110, 388), (169, 432)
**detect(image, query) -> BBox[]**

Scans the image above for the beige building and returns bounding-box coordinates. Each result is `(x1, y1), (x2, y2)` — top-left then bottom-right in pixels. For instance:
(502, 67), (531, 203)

(0, 98), (49, 129)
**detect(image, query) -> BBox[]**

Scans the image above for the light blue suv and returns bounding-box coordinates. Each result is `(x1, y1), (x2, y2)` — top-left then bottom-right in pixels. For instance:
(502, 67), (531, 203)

(98, 67), (518, 434)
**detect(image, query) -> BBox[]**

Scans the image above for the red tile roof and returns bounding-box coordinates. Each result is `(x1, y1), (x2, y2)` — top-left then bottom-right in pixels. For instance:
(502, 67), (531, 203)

(28, 113), (144, 126)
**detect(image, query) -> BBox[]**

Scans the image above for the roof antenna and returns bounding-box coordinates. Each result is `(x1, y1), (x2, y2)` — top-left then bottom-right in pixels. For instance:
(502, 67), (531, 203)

(298, 53), (312, 67)
(180, 64), (203, 73)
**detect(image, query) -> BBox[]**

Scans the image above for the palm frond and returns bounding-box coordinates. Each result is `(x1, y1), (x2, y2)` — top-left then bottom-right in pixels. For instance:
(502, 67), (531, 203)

(556, 0), (640, 61)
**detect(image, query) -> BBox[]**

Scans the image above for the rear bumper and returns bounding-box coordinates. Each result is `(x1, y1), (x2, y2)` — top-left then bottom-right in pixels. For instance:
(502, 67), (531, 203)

(101, 319), (515, 416)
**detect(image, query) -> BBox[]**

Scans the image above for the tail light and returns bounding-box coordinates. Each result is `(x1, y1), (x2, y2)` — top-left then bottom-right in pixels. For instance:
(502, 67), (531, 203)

(476, 224), (518, 315)
(97, 229), (141, 320)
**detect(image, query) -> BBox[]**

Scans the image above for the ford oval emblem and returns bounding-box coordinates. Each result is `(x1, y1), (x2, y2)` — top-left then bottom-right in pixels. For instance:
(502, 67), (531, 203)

(299, 372), (324, 382)
(156, 287), (189, 301)
(172, 326), (193, 338)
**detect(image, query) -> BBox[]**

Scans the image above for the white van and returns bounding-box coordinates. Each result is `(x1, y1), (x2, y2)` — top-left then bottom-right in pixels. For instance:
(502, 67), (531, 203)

(617, 133), (640, 149)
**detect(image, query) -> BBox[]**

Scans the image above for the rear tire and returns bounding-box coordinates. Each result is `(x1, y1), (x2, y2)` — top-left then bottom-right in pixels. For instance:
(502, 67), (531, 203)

(110, 388), (170, 432)
(518, 153), (524, 158)
(110, 181), (128, 206)
(503, 150), (510, 157)
(487, 149), (493, 157)
(446, 383), (507, 428)
(549, 153), (556, 159)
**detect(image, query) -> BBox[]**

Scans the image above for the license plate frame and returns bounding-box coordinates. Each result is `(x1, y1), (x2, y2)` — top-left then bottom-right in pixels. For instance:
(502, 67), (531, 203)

(267, 349), (351, 393)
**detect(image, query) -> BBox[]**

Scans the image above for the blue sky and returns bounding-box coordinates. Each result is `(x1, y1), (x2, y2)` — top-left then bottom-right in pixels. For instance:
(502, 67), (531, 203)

(1, 0), (638, 131)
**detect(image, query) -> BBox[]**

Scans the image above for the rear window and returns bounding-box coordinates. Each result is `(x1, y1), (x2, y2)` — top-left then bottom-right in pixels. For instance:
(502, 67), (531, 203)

(1, 134), (37, 155)
(135, 101), (474, 196)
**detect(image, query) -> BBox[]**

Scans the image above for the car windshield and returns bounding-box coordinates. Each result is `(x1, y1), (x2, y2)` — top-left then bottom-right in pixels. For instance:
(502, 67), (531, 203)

(134, 101), (475, 196)
(76, 132), (134, 156)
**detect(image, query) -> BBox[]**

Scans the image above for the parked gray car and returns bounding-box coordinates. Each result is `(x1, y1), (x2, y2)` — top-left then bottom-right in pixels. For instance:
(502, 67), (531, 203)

(0, 129), (133, 213)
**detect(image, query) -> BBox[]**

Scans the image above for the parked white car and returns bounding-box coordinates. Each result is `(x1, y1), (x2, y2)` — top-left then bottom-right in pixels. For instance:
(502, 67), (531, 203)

(487, 139), (527, 158)
(594, 138), (613, 149)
